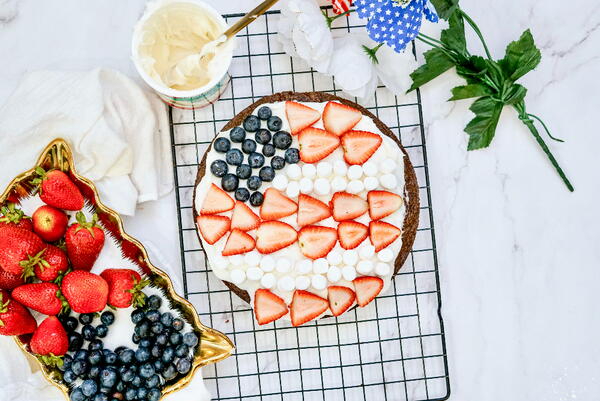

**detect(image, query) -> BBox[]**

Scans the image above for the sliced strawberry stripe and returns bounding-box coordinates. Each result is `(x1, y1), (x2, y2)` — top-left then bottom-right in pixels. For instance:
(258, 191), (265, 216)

(297, 194), (332, 227)
(230, 201), (260, 231)
(367, 190), (403, 220)
(286, 101), (321, 135)
(299, 127), (341, 163)
(330, 192), (368, 222)
(328, 285), (356, 316)
(323, 101), (362, 136)
(254, 289), (288, 325)
(337, 221), (368, 250)
(290, 290), (329, 326)
(196, 215), (231, 245)
(222, 229), (255, 256)
(298, 225), (337, 260)
(341, 130), (382, 165)
(260, 188), (298, 221)
(201, 184), (235, 215)
(353, 276), (384, 307)
(369, 221), (401, 252)
(256, 221), (297, 254)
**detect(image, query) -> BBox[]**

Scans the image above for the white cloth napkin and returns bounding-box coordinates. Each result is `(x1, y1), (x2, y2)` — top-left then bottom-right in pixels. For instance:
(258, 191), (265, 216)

(0, 68), (173, 216)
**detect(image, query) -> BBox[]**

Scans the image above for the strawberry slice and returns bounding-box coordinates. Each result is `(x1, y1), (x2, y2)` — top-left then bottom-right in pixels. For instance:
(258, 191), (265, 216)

(256, 221), (298, 254)
(337, 221), (368, 250)
(201, 184), (235, 215)
(330, 192), (368, 222)
(231, 201), (260, 231)
(323, 101), (362, 136)
(297, 194), (332, 227)
(341, 130), (382, 165)
(290, 290), (329, 326)
(222, 229), (255, 256)
(196, 215), (230, 245)
(299, 127), (341, 163)
(254, 289), (288, 325)
(260, 188), (298, 220)
(328, 286), (356, 316)
(286, 101), (321, 135)
(368, 191), (404, 220)
(369, 221), (401, 252)
(353, 276), (384, 307)
(297, 226), (337, 259)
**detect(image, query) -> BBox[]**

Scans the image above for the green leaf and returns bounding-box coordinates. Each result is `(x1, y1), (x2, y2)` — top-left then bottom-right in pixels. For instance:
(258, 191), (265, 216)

(465, 97), (504, 150)
(429, 0), (460, 20)
(455, 55), (488, 83)
(503, 84), (527, 104)
(408, 48), (455, 92)
(450, 84), (492, 100)
(499, 29), (541, 81)
(440, 11), (467, 56)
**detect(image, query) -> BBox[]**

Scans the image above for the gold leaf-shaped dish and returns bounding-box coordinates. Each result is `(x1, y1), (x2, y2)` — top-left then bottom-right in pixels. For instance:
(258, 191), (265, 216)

(0, 138), (234, 400)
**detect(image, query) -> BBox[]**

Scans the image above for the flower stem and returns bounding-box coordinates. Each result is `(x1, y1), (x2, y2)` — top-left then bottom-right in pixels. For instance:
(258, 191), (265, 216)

(527, 113), (564, 142)
(363, 43), (384, 64)
(323, 9), (354, 29)
(459, 10), (493, 60)
(417, 33), (445, 47)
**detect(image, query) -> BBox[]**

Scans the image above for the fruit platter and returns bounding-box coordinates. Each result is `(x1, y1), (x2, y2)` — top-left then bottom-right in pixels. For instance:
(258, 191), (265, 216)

(0, 139), (233, 401)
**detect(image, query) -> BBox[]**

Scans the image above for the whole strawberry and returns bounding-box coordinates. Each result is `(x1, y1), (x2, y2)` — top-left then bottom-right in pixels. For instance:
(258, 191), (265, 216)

(32, 167), (84, 211)
(61, 270), (108, 313)
(66, 212), (105, 271)
(0, 226), (44, 275)
(12, 283), (65, 315)
(33, 245), (69, 282)
(32, 205), (68, 242)
(100, 269), (148, 308)
(0, 268), (24, 290)
(0, 290), (37, 336)
(0, 203), (32, 231)
(30, 316), (68, 366)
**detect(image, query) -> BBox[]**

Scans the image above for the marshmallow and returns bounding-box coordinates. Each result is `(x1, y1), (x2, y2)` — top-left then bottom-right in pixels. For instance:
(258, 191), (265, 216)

(299, 177), (314, 194)
(362, 161), (378, 177)
(377, 248), (394, 262)
(244, 251), (261, 267)
(331, 176), (348, 192)
(347, 180), (365, 194)
(375, 263), (391, 276)
(380, 173), (398, 189)
(276, 258), (292, 273)
(286, 164), (302, 180)
(316, 161), (333, 177)
(313, 258), (329, 274)
(211, 257), (228, 270)
(286, 181), (300, 198)
(327, 250), (343, 266)
(363, 176), (379, 191)
(341, 265), (357, 281)
(278, 276), (296, 292)
(380, 158), (397, 174)
(333, 160), (348, 176)
(272, 174), (289, 191)
(327, 266), (342, 283)
(229, 255), (244, 266)
(246, 267), (264, 281)
(296, 259), (313, 274)
(260, 256), (276, 272)
(342, 250), (358, 266)
(358, 245), (375, 260)
(311, 274), (328, 290)
(229, 269), (246, 285)
(314, 178), (331, 196)
(356, 260), (374, 275)
(295, 275), (311, 290)
(302, 164), (317, 179)
(347, 165), (363, 180)
(260, 273), (276, 289)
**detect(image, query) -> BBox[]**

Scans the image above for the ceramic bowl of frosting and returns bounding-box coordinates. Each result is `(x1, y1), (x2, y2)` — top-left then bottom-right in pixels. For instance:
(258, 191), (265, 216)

(132, 0), (235, 109)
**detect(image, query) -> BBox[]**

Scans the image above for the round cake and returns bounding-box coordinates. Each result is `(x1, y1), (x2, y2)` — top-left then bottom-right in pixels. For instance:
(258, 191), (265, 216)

(193, 92), (419, 326)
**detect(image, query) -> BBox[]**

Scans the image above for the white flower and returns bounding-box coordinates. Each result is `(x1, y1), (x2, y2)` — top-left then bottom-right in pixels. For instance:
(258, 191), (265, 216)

(374, 44), (418, 97)
(278, 0), (334, 74)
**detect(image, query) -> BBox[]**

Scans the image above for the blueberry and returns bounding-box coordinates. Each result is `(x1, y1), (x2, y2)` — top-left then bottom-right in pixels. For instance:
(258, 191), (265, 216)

(242, 139), (257, 154)
(74, 349), (88, 360)
(124, 387), (137, 401)
(63, 316), (78, 332)
(116, 381), (125, 392)
(229, 127), (246, 143)
(236, 164), (252, 179)
(81, 379), (98, 397)
(96, 324), (108, 338)
(214, 137), (231, 153)
(255, 129), (272, 144)
(267, 116), (282, 131)
(247, 176), (262, 191)
(88, 339), (103, 351)
(169, 332), (182, 345)
(98, 311), (114, 326)
(103, 350), (117, 365)
(139, 338), (153, 349)
(210, 160), (228, 178)
(162, 365), (178, 381)
(175, 344), (190, 358)
(235, 188), (250, 202)
(225, 149), (243, 166)
(94, 394), (109, 401)
(250, 192), (264, 207)
(146, 374), (160, 389)
(156, 333), (169, 346)
(259, 166), (275, 182)
(82, 324), (97, 340)
(271, 156), (286, 170)
(131, 375), (143, 387)
(63, 369), (77, 384)
(257, 106), (272, 120)
(160, 313), (173, 327)
(131, 309), (145, 324)
(61, 354), (73, 371)
(243, 115), (261, 132)
(89, 365), (101, 379)
(172, 319), (184, 332)
(70, 388), (86, 401)
(183, 332), (199, 347)
(248, 152), (265, 168)
(284, 148), (300, 164)
(137, 387), (148, 400)
(147, 295), (162, 310)
(132, 333), (141, 344)
(148, 388), (162, 401)
(79, 313), (95, 325)
(176, 358), (192, 375)
(135, 321), (150, 337)
(99, 368), (118, 388)
(273, 131), (292, 149)
(151, 345), (162, 358)
(139, 363), (155, 379)
(161, 347), (175, 363)
(221, 174), (239, 192)
(153, 359), (164, 372)
(135, 347), (151, 363)
(146, 309), (161, 323)
(68, 332), (83, 352)
(88, 349), (103, 365)
(119, 349), (135, 364)
(121, 367), (136, 383)
(262, 143), (276, 157)
(71, 359), (89, 376)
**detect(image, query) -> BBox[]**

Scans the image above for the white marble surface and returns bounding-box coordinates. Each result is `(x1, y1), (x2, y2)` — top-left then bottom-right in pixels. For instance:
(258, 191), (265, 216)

(1, 0), (599, 400)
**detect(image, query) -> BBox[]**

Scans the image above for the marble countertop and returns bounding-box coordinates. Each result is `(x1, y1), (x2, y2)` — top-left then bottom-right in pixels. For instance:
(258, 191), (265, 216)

(1, 0), (599, 400)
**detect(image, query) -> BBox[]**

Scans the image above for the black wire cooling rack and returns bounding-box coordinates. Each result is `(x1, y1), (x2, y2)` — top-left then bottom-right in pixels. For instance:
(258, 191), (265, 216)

(168, 8), (450, 401)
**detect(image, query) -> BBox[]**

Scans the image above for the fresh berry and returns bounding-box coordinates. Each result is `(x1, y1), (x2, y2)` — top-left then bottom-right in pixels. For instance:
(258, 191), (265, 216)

(285, 101), (321, 135)
(20, 244), (68, 282)
(259, 166), (275, 182)
(12, 282), (64, 315)
(341, 131), (382, 165)
(254, 289), (288, 325)
(257, 106), (272, 120)
(328, 286), (356, 316)
(61, 270), (108, 314)
(255, 221), (298, 254)
(30, 316), (68, 364)
(222, 229), (255, 256)
(297, 194), (331, 226)
(177, 357), (192, 374)
(183, 332), (199, 347)
(236, 164), (252, 179)
(249, 191), (264, 207)
(367, 190), (403, 220)
(262, 144), (276, 157)
(260, 188), (298, 220)
(95, 324), (108, 338)
(31, 205), (68, 242)
(210, 160), (228, 177)
(248, 152), (265, 168)
(270, 156), (286, 170)
(0, 225), (44, 275)
(229, 127), (246, 143)
(297, 226), (337, 260)
(100, 311), (115, 326)
(267, 116), (282, 131)
(32, 168), (84, 211)
(323, 101), (362, 136)
(200, 184), (235, 214)
(225, 149), (244, 166)
(290, 290), (329, 326)
(369, 221), (401, 252)
(244, 115), (261, 132)
(337, 221), (368, 250)
(247, 176), (262, 191)
(0, 268), (23, 290)
(172, 318), (184, 331)
(68, 333), (83, 352)
(65, 212), (105, 271)
(235, 188), (251, 202)
(221, 173), (239, 192)
(62, 316), (78, 332)
(353, 276), (384, 307)
(242, 139), (257, 154)
(284, 148), (300, 164)
(330, 192), (368, 222)
(231, 201), (260, 231)
(213, 137), (231, 153)
(79, 313), (95, 325)
(100, 269), (148, 308)
(80, 379), (98, 397)
(273, 131), (293, 150)
(298, 127), (340, 163)
(82, 324), (97, 340)
(255, 129), (272, 144)
(0, 290), (37, 336)
(0, 203), (32, 231)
